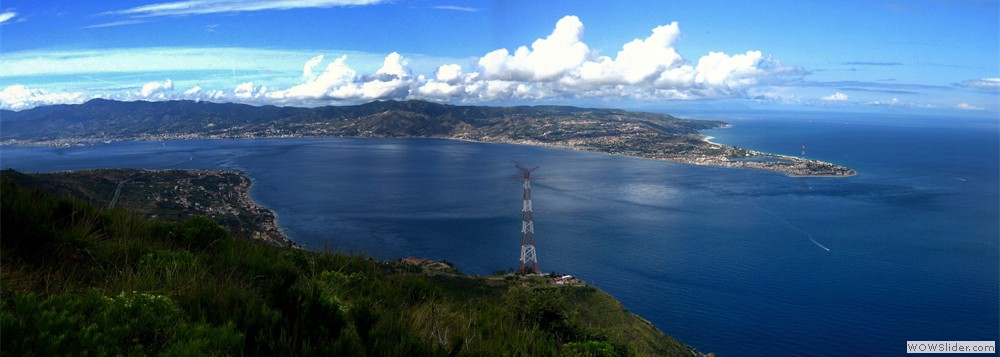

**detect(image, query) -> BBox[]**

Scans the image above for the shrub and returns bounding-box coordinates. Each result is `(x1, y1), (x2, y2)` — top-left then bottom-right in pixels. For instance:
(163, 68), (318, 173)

(1, 290), (242, 356)
(562, 340), (620, 357)
(179, 216), (230, 251)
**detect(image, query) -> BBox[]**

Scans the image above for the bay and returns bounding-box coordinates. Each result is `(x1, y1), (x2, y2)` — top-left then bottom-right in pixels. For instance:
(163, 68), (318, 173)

(2, 112), (997, 356)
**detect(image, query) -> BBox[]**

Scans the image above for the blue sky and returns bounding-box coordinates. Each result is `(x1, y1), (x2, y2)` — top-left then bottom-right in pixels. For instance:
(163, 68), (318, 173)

(0, 0), (997, 115)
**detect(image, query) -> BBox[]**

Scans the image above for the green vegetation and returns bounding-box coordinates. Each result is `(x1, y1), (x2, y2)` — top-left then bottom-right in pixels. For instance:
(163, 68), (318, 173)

(1, 168), (292, 247)
(1, 175), (701, 356)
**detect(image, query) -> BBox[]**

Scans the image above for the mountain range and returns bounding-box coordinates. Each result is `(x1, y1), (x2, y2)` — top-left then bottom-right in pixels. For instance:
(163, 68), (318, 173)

(0, 99), (856, 177)
(0, 99), (722, 145)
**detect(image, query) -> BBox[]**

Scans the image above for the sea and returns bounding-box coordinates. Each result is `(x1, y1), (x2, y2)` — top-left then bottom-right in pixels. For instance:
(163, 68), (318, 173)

(2, 111), (997, 356)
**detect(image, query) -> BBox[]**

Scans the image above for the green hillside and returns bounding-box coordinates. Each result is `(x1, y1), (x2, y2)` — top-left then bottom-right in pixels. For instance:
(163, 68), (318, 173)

(0, 174), (704, 356)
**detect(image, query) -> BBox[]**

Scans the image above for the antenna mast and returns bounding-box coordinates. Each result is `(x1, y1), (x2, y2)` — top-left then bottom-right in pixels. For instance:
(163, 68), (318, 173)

(516, 164), (540, 274)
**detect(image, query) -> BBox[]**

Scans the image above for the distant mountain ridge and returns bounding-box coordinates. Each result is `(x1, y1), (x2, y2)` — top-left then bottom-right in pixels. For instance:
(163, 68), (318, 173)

(0, 99), (857, 177)
(0, 98), (721, 143)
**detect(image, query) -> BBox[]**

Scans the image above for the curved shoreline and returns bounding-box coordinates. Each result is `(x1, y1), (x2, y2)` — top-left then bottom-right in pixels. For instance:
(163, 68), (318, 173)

(3, 130), (858, 178)
(695, 131), (857, 178)
(240, 172), (299, 248)
(443, 134), (857, 178)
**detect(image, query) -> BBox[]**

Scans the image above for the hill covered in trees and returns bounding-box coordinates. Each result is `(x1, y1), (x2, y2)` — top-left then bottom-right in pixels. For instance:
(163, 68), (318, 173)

(0, 171), (705, 356)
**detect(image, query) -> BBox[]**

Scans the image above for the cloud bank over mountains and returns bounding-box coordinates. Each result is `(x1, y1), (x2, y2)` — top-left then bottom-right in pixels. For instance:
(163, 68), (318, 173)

(0, 15), (879, 110)
(0, 85), (85, 111)
(412, 16), (797, 103)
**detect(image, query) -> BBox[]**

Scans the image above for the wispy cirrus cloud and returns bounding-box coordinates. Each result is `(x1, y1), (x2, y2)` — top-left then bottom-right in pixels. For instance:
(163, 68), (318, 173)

(0, 47), (387, 78)
(84, 19), (149, 29)
(842, 61), (902, 66)
(793, 80), (951, 94)
(107, 0), (388, 17)
(867, 97), (901, 106)
(864, 97), (937, 109)
(432, 5), (482, 12)
(957, 78), (1000, 90)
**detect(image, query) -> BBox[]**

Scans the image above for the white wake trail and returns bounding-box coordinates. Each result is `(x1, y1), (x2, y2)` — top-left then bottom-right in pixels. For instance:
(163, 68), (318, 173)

(757, 205), (831, 252)
(808, 236), (831, 252)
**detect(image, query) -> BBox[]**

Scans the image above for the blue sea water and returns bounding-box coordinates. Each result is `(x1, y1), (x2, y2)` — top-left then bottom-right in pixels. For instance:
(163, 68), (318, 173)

(2, 112), (997, 356)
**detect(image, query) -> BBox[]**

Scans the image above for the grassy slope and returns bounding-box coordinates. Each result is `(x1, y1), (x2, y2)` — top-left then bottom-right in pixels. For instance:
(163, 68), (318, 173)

(0, 174), (702, 356)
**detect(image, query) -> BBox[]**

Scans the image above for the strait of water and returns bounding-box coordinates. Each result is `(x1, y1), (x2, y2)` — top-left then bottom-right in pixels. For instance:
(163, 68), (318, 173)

(2, 112), (997, 356)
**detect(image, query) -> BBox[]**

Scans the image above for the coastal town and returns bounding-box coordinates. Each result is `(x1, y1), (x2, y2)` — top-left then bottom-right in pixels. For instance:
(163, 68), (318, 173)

(1, 168), (294, 248)
(140, 169), (294, 247)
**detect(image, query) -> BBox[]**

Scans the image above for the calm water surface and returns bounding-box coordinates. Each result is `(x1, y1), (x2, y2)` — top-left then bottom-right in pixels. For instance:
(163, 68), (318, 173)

(2, 113), (997, 356)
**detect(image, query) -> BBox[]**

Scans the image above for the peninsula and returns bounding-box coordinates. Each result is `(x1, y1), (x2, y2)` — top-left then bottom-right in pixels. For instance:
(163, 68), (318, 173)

(1, 99), (855, 177)
(0, 168), (293, 248)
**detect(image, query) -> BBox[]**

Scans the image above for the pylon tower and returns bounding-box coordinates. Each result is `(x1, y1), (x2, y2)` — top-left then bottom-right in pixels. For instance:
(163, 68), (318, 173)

(517, 164), (539, 274)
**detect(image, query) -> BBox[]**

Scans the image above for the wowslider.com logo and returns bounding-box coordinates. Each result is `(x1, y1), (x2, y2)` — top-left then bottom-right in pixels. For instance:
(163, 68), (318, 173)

(907, 341), (996, 354)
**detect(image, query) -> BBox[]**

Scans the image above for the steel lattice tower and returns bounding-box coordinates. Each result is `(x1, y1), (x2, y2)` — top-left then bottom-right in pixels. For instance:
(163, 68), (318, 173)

(517, 165), (539, 274)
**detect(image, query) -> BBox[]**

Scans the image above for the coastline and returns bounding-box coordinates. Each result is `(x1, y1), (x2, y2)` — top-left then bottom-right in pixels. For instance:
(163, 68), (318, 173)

(694, 131), (857, 178)
(700, 135), (725, 147)
(0, 168), (297, 248)
(457, 133), (857, 178)
(2, 126), (857, 178)
(1, 99), (854, 177)
(234, 171), (298, 248)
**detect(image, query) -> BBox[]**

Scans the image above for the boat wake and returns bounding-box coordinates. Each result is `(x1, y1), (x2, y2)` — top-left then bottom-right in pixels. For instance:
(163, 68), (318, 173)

(757, 204), (831, 252)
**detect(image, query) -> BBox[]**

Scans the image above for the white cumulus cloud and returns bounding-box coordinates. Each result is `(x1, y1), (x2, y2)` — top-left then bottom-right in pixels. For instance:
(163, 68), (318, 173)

(418, 15), (796, 102)
(0, 85), (87, 111)
(414, 64), (472, 99)
(234, 82), (267, 99)
(303, 54), (326, 81)
(693, 51), (769, 91)
(576, 22), (684, 86)
(955, 103), (984, 111)
(434, 64), (463, 83)
(184, 85), (203, 95)
(141, 79), (174, 98)
(822, 92), (848, 101)
(6, 15), (803, 109)
(283, 55), (356, 99)
(414, 81), (464, 98)
(374, 52), (410, 79)
(479, 15), (590, 82)
(269, 52), (412, 104)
